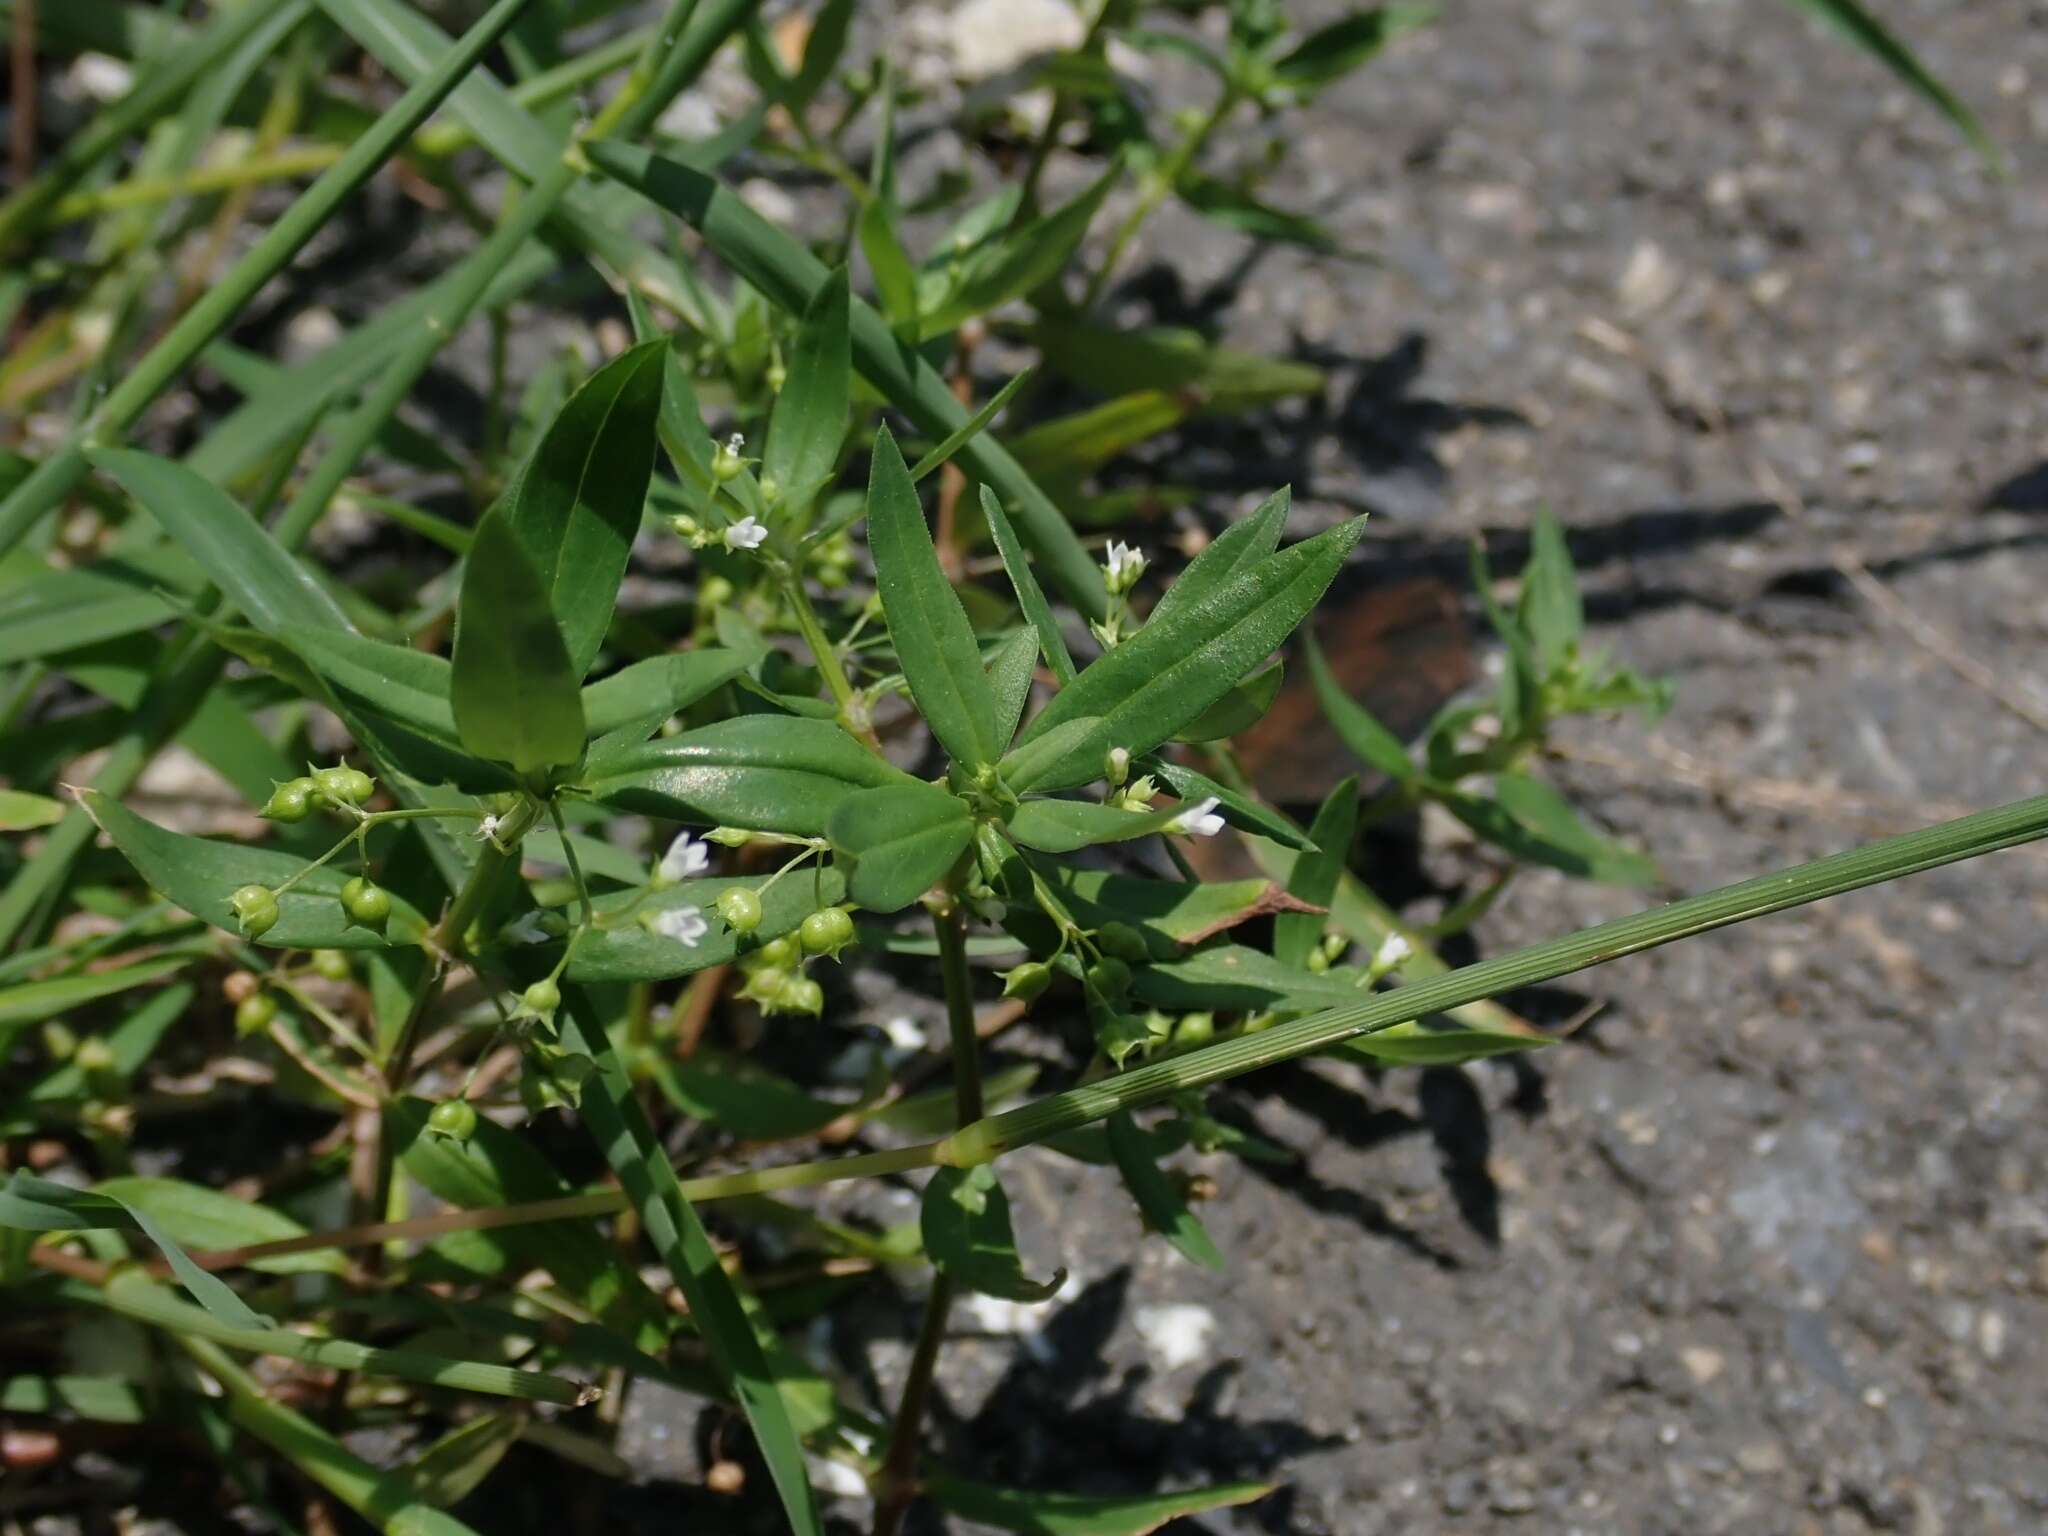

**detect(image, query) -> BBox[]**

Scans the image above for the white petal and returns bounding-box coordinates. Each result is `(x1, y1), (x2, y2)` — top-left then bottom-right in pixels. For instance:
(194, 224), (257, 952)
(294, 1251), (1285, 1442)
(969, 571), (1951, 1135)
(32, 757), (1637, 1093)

(1170, 796), (1225, 837)
(724, 516), (768, 551)
(659, 832), (711, 883)
(651, 905), (708, 946)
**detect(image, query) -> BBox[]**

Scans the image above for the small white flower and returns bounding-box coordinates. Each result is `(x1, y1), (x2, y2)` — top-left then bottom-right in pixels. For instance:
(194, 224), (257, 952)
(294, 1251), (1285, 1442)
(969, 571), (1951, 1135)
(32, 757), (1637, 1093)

(1103, 540), (1146, 593)
(475, 814), (500, 842)
(1168, 796), (1225, 838)
(879, 1016), (928, 1053)
(656, 831), (711, 884)
(723, 515), (768, 551)
(725, 432), (746, 456)
(1373, 933), (1413, 972)
(649, 905), (709, 947)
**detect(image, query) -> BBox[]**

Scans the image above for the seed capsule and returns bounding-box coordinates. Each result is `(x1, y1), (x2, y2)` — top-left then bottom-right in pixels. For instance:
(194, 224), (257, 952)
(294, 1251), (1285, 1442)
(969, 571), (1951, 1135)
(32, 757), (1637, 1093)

(427, 1099), (478, 1141)
(229, 885), (280, 938)
(781, 976), (824, 1016)
(521, 977), (561, 1017)
(798, 906), (855, 958)
(1095, 922), (1149, 964)
(340, 877), (391, 928)
(311, 950), (350, 981)
(261, 779), (315, 822)
(716, 887), (763, 933)
(1000, 962), (1052, 1002)
(234, 993), (278, 1036)
(1084, 955), (1132, 998)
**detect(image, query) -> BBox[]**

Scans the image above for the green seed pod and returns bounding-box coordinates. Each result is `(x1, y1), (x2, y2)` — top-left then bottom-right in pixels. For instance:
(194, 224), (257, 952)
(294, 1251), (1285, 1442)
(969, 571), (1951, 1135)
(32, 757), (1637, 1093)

(311, 949), (351, 981)
(313, 766), (361, 804)
(1173, 1011), (1216, 1046)
(340, 768), (375, 804)
(427, 1099), (478, 1140)
(781, 976), (824, 1015)
(1305, 948), (1330, 974)
(799, 906), (856, 957)
(738, 965), (791, 1007)
(234, 993), (278, 1036)
(1084, 955), (1132, 998)
(73, 1037), (117, 1074)
(717, 887), (764, 933)
(229, 884), (280, 938)
(521, 977), (562, 1017)
(1095, 922), (1149, 964)
(1001, 961), (1053, 1003)
(753, 933), (800, 969)
(340, 877), (391, 928)
(42, 1021), (78, 1061)
(261, 779), (314, 823)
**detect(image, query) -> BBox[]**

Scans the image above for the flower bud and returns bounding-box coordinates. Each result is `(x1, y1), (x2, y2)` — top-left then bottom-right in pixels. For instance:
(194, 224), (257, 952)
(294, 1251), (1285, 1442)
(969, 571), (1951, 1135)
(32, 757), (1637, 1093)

(711, 433), (746, 482)
(716, 887), (763, 933)
(1105, 747), (1130, 787)
(340, 877), (391, 929)
(229, 885), (280, 938)
(222, 970), (260, 1004)
(705, 826), (753, 846)
(73, 1037), (117, 1075)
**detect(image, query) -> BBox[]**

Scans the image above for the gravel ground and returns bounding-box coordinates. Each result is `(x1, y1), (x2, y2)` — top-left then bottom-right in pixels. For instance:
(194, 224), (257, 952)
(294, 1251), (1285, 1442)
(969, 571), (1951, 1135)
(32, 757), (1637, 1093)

(761, 1), (2048, 1533)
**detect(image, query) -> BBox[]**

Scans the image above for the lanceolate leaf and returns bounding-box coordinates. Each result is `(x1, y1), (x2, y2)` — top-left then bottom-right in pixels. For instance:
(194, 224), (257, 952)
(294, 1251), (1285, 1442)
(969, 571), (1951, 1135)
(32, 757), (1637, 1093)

(1043, 869), (1322, 948)
(1780, 0), (1996, 166)
(1132, 487), (1288, 632)
(1106, 1111), (1224, 1270)
(451, 513), (588, 777)
(1269, 6), (1432, 93)
(1517, 510), (1581, 672)
(828, 781), (974, 912)
(94, 1178), (342, 1276)
(986, 627), (1040, 747)
(88, 449), (352, 637)
(1450, 774), (1657, 886)
(1007, 798), (1184, 855)
(77, 789), (430, 949)
(920, 158), (1120, 337)
(1006, 517), (1366, 792)
(1145, 760), (1316, 852)
(920, 1164), (1065, 1301)
(763, 267), (850, 507)
(580, 648), (761, 740)
(867, 426), (1003, 767)
(1171, 658), (1283, 742)
(585, 716), (911, 838)
(1276, 777), (1357, 968)
(1304, 632), (1414, 782)
(1342, 1018), (1550, 1067)
(284, 627), (459, 744)
(499, 341), (665, 677)
(981, 485), (1077, 685)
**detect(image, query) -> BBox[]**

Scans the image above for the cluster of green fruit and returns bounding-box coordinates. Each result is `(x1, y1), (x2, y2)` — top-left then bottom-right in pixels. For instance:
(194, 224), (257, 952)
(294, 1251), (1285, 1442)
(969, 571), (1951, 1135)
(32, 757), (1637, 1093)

(720, 892), (856, 1018)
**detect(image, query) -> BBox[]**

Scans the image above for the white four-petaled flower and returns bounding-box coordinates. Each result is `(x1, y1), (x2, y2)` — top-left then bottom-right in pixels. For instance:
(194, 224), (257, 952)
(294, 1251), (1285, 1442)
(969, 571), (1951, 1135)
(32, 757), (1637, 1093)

(650, 905), (709, 947)
(1168, 796), (1225, 837)
(657, 831), (711, 884)
(724, 515), (768, 551)
(475, 814), (500, 842)
(1373, 933), (1412, 971)
(1103, 540), (1146, 592)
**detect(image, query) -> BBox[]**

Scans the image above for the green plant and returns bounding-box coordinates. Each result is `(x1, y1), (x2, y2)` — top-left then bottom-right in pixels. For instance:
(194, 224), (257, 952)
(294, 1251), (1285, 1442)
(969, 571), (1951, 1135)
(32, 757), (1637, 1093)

(0, 2), (2020, 1533)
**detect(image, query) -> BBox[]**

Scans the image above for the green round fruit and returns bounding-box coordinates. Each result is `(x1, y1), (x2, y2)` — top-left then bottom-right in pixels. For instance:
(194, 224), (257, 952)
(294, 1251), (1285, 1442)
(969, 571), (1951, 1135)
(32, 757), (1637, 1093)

(799, 907), (855, 956)
(782, 977), (824, 1015)
(521, 977), (562, 1016)
(717, 887), (764, 933)
(229, 884), (280, 939)
(1084, 956), (1132, 998)
(261, 779), (314, 823)
(755, 934), (800, 969)
(341, 767), (375, 804)
(1095, 922), (1149, 963)
(1001, 962), (1053, 1003)
(427, 1099), (478, 1140)
(340, 877), (391, 927)
(1173, 1012), (1216, 1046)
(234, 993), (278, 1036)
(74, 1038), (117, 1074)
(311, 949), (351, 981)
(313, 766), (361, 804)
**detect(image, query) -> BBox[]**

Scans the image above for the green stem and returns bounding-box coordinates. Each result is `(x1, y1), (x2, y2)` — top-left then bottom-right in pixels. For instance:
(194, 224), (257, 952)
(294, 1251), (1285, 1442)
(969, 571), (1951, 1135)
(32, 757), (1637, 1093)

(942, 791), (2048, 1164)
(872, 895), (984, 1535)
(0, 0), (538, 559)
(779, 565), (877, 747)
(49, 145), (348, 224)
(1080, 87), (1241, 312)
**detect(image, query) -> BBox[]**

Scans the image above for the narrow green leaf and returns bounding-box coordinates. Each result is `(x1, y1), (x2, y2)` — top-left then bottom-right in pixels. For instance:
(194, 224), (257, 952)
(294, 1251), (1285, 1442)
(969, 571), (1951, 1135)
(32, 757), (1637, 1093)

(1342, 1018), (1549, 1067)
(860, 195), (919, 330)
(0, 1376), (150, 1425)
(0, 1170), (267, 1329)
(869, 1063), (1041, 1137)
(1451, 774), (1657, 886)
(580, 648), (761, 740)
(1781, 0), (1997, 166)
(1027, 321), (1323, 413)
(499, 341), (665, 677)
(926, 1474), (1272, 1535)
(653, 1051), (870, 1141)
(1037, 868), (1320, 949)
(763, 268), (850, 508)
(909, 368), (1035, 484)
(921, 158), (1121, 337)
(401, 1413), (525, 1508)
(1, 983), (191, 1133)
(1304, 632), (1414, 781)
(451, 512), (587, 776)
(1171, 658), (1283, 742)
(828, 781), (974, 913)
(1131, 945), (1376, 1012)
(921, 1164), (1065, 1301)
(867, 426), (1003, 767)
(585, 716), (911, 838)
(1276, 777), (1357, 968)
(0, 957), (188, 1054)
(1144, 760), (1317, 852)
(1007, 798), (1184, 854)
(77, 789), (431, 949)
(1517, 510), (1581, 672)
(95, 1177), (343, 1275)
(1177, 174), (1344, 255)
(283, 627), (460, 744)
(986, 627), (1040, 748)
(87, 449), (351, 637)
(1270, 6), (1433, 91)
(1006, 517), (1366, 791)
(1106, 1112), (1224, 1270)
(980, 485), (1077, 685)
